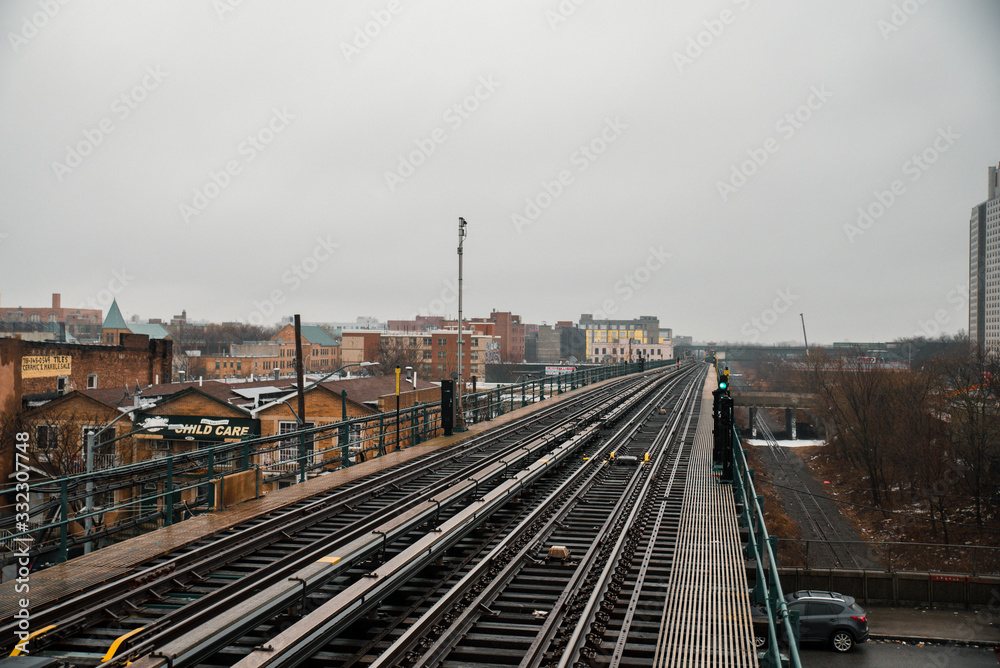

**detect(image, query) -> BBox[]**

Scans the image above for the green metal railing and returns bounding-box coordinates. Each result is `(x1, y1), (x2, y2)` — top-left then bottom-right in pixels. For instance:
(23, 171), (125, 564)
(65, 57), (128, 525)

(1, 360), (675, 568)
(731, 421), (803, 667)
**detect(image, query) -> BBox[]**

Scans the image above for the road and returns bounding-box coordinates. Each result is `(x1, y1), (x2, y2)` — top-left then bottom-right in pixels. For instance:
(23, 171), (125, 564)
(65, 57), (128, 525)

(800, 640), (1000, 667)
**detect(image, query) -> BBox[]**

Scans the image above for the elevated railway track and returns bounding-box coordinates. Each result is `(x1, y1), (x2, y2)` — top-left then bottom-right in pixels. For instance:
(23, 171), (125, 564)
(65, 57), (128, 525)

(6, 363), (762, 667)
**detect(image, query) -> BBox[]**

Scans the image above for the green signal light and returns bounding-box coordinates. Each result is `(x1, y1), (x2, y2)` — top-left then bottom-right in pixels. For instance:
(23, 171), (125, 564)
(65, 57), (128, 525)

(719, 380), (728, 390)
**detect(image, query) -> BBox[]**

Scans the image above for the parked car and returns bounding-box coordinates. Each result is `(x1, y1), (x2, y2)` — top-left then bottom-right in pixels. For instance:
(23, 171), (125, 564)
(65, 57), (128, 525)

(751, 590), (868, 652)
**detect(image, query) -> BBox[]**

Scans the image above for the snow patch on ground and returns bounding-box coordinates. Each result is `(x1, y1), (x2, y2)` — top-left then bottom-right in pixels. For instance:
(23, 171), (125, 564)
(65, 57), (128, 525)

(746, 439), (826, 448)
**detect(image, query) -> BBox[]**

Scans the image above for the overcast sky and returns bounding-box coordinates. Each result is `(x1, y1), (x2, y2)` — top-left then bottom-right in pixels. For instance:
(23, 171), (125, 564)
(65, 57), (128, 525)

(2, 1), (998, 345)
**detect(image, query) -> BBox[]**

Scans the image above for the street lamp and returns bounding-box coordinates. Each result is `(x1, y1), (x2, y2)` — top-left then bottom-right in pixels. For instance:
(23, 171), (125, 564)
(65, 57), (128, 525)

(456, 216), (468, 431)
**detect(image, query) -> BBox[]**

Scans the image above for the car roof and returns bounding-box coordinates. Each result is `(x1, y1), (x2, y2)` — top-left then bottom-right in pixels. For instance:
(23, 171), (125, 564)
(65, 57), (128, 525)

(786, 590), (849, 603)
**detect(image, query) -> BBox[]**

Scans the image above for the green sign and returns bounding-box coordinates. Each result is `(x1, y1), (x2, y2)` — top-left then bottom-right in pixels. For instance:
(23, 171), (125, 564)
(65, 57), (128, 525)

(134, 413), (260, 442)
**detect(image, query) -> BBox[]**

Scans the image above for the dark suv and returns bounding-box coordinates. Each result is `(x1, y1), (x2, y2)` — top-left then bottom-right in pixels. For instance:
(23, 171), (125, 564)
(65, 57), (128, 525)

(752, 590), (868, 652)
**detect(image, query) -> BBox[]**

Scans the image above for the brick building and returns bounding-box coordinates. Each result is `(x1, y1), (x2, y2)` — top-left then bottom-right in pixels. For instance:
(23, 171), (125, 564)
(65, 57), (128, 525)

(387, 316), (445, 332)
(536, 322), (586, 362)
(341, 331), (382, 367)
(379, 329), (497, 382)
(190, 326), (342, 381)
(484, 311), (525, 362)
(0, 334), (172, 485)
(0, 293), (103, 343)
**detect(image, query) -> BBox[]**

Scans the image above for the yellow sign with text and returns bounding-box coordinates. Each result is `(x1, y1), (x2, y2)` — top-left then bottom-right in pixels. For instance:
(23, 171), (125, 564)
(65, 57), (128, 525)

(22, 355), (72, 378)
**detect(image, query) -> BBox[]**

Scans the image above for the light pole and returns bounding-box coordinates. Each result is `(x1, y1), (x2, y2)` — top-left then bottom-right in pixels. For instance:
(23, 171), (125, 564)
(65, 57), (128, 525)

(456, 217), (467, 431)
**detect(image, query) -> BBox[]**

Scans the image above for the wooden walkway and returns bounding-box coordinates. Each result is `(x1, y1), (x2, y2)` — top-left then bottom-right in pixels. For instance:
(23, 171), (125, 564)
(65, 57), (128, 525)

(653, 373), (758, 667)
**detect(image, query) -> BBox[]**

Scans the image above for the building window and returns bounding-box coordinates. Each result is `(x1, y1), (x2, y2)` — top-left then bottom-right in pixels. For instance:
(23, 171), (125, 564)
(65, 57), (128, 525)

(438, 351), (447, 359)
(87, 373), (98, 389)
(438, 338), (446, 346)
(57, 376), (68, 395)
(237, 361), (242, 371)
(36, 425), (59, 450)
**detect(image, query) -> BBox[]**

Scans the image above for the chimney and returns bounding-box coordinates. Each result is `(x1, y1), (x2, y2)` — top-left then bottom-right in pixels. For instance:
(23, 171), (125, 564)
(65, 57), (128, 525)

(52, 293), (61, 309)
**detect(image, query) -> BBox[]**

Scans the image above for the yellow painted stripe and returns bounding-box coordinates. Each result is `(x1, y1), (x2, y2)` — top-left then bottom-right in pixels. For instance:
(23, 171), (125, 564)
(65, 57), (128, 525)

(537, 459), (549, 464)
(102, 626), (146, 662)
(10, 624), (56, 656)
(317, 556), (341, 565)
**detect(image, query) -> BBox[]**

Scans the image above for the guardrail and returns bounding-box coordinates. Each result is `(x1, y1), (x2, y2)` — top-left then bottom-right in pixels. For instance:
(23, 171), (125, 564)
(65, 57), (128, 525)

(730, 411), (803, 667)
(0, 360), (674, 570)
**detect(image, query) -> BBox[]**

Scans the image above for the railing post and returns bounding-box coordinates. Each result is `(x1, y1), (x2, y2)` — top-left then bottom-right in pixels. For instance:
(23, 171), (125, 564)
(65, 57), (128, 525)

(165, 454), (174, 527)
(58, 477), (68, 563)
(410, 406), (418, 445)
(298, 427), (308, 483)
(422, 404), (429, 442)
(521, 381), (526, 407)
(378, 413), (385, 457)
(340, 390), (350, 466)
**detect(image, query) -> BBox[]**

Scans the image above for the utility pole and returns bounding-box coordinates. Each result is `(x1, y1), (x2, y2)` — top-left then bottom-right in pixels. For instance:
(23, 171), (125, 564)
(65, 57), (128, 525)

(456, 217), (468, 430)
(800, 313), (810, 357)
(294, 314), (308, 483)
(395, 365), (401, 450)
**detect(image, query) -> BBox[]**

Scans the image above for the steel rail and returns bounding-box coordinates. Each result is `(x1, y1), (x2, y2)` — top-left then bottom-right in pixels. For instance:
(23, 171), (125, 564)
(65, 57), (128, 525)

(368, 366), (701, 668)
(605, 370), (702, 668)
(228, 421), (610, 668)
(120, 373), (669, 668)
(17, 373), (654, 660)
(556, 366), (704, 668)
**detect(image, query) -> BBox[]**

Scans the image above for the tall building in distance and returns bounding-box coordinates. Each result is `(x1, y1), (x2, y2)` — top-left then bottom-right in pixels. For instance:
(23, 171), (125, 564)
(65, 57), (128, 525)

(971, 162), (1000, 351)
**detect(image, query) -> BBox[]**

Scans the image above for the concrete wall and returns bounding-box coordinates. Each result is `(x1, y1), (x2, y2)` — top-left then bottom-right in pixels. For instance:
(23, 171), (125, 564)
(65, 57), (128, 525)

(778, 568), (1000, 609)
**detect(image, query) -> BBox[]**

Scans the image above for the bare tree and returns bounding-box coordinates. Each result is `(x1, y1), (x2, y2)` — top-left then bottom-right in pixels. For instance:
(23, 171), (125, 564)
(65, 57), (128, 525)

(376, 337), (423, 376)
(931, 344), (1000, 527)
(809, 350), (897, 507)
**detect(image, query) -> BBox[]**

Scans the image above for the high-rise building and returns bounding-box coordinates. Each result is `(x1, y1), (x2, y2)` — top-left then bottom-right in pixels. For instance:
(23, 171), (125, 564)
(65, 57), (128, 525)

(971, 163), (1000, 350)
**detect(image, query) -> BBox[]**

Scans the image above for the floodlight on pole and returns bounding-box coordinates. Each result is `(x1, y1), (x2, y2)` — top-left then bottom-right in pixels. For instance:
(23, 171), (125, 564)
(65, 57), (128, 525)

(456, 217), (468, 431)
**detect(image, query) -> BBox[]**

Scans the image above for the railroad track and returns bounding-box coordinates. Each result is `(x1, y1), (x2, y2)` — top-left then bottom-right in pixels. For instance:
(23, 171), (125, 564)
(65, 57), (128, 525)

(752, 416), (873, 570)
(193, 364), (706, 668)
(16, 366), (697, 667)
